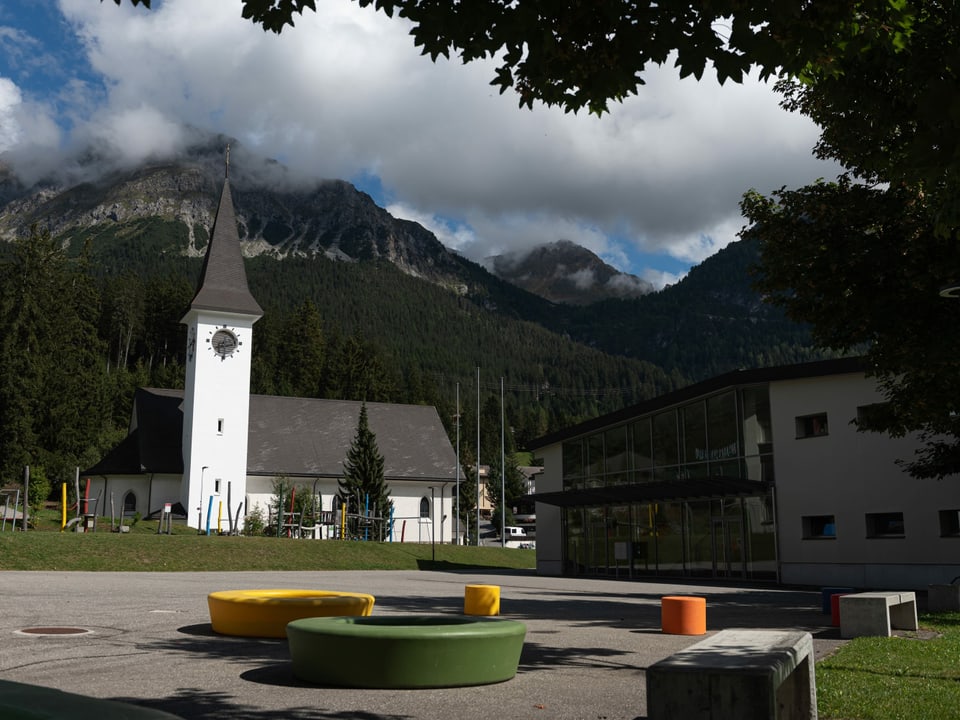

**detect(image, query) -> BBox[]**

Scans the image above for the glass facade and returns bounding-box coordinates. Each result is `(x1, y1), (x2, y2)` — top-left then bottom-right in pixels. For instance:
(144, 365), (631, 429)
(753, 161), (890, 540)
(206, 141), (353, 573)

(559, 384), (777, 580)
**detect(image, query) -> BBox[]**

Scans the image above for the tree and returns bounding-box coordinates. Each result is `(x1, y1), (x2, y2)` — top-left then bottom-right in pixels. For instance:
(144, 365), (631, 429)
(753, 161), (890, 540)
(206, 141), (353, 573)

(742, 3), (960, 479)
(112, 0), (914, 114)
(338, 403), (392, 540)
(742, 179), (960, 479)
(0, 226), (110, 484)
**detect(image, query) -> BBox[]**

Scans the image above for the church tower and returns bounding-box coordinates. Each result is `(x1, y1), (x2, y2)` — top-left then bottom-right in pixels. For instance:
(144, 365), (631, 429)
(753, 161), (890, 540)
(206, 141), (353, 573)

(180, 151), (262, 531)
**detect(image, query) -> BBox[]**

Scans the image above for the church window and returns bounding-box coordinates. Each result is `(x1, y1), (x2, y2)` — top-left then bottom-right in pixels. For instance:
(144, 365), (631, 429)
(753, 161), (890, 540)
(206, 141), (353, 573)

(419, 497), (430, 518)
(123, 492), (137, 514)
(217, 418), (225, 434)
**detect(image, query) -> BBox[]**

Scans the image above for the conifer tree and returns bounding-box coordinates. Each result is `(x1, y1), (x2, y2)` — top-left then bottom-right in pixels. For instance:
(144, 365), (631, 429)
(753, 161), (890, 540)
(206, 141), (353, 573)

(338, 403), (392, 540)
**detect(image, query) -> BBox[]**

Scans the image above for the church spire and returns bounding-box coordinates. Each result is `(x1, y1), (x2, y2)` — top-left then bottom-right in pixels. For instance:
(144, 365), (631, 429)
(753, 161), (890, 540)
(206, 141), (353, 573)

(186, 149), (262, 319)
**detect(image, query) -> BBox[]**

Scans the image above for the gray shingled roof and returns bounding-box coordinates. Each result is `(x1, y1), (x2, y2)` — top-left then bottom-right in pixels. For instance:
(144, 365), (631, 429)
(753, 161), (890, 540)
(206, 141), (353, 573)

(188, 178), (263, 318)
(247, 395), (457, 481)
(83, 389), (458, 483)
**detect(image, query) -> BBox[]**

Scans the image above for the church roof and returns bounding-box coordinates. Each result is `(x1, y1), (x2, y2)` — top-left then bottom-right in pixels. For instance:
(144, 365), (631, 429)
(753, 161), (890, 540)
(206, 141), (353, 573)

(186, 177), (263, 319)
(83, 389), (458, 483)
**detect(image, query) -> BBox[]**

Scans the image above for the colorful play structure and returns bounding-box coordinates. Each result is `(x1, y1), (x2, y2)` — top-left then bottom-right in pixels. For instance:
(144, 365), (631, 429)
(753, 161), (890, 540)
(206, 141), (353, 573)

(207, 584), (526, 688)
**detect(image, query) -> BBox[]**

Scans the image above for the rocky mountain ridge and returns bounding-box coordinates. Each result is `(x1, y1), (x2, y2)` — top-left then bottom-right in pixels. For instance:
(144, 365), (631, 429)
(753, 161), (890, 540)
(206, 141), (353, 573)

(486, 239), (655, 305)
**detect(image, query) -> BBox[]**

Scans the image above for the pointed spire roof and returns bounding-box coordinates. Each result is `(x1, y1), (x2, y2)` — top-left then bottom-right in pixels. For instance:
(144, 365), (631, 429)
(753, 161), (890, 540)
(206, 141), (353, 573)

(187, 172), (263, 319)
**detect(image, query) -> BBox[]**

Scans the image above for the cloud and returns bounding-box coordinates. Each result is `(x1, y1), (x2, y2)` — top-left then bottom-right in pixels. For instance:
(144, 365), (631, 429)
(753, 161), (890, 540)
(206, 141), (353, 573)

(1, 0), (835, 285)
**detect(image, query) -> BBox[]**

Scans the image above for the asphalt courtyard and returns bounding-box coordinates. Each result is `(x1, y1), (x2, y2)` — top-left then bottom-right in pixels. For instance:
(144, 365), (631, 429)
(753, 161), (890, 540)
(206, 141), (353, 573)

(0, 569), (847, 719)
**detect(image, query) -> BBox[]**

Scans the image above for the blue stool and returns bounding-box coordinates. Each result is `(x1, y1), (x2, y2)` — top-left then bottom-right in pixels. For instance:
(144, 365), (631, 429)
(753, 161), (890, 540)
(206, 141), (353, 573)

(821, 586), (854, 614)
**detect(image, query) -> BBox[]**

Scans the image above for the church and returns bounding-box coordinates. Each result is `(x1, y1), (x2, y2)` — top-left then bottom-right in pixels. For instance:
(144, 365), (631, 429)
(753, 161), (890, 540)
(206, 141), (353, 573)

(83, 162), (458, 543)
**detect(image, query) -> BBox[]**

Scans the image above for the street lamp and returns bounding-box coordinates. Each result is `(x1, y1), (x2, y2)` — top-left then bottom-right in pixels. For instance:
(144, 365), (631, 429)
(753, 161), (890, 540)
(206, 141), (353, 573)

(428, 486), (436, 562)
(198, 466), (208, 532)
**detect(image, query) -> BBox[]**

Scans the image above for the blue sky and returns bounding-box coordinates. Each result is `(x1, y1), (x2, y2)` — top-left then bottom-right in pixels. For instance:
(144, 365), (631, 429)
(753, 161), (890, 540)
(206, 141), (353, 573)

(0, 0), (836, 288)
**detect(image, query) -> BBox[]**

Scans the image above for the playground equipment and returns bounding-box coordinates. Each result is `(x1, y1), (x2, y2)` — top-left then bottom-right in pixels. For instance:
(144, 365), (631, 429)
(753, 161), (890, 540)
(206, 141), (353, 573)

(287, 615), (527, 688)
(0, 488), (21, 531)
(207, 589), (375, 638)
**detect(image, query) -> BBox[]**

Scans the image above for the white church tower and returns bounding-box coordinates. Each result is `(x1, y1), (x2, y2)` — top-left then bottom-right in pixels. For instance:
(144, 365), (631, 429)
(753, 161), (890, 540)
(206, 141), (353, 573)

(180, 151), (262, 531)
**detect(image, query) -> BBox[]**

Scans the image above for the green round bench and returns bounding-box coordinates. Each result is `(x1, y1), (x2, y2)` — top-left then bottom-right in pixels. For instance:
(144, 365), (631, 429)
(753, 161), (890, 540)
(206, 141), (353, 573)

(287, 615), (526, 688)
(207, 589), (375, 638)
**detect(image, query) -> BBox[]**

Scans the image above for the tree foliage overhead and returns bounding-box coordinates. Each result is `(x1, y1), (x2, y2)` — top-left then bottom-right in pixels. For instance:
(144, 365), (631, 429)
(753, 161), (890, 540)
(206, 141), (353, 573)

(743, 179), (960, 479)
(112, 0), (915, 114)
(744, 2), (960, 479)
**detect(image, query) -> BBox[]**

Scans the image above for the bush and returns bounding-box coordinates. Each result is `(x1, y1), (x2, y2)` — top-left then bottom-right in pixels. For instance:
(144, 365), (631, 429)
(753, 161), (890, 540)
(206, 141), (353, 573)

(25, 466), (50, 517)
(244, 504), (265, 536)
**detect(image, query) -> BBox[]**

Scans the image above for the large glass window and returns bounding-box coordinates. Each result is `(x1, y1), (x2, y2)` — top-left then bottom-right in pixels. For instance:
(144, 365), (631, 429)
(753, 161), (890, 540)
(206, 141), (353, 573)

(653, 411), (679, 467)
(562, 440), (584, 490)
(631, 418), (653, 472)
(587, 434), (604, 474)
(707, 392), (738, 461)
(682, 402), (707, 464)
(741, 386), (772, 456)
(604, 426), (629, 485)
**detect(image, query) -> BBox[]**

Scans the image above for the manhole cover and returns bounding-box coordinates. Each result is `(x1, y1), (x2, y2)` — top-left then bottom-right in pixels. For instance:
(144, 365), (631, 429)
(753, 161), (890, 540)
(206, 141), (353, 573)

(16, 627), (93, 636)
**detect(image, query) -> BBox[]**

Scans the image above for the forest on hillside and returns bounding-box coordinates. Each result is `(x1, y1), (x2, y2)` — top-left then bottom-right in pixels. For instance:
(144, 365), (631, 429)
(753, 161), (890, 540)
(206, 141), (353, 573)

(0, 223), (681, 495)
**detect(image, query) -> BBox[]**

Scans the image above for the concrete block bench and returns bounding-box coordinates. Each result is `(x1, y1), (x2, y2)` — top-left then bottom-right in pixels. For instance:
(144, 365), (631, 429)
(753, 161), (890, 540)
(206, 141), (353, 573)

(839, 591), (918, 639)
(646, 629), (816, 720)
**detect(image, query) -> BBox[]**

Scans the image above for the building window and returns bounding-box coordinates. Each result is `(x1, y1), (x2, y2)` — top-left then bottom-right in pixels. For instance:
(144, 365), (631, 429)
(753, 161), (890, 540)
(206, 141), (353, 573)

(419, 497), (430, 519)
(939, 509), (960, 537)
(856, 402), (889, 427)
(217, 418), (225, 434)
(865, 512), (905, 538)
(795, 413), (828, 439)
(802, 514), (836, 539)
(122, 491), (137, 514)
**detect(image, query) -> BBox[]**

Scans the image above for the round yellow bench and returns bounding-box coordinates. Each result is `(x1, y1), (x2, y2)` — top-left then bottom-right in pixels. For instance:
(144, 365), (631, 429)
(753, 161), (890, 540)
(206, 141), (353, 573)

(208, 589), (375, 638)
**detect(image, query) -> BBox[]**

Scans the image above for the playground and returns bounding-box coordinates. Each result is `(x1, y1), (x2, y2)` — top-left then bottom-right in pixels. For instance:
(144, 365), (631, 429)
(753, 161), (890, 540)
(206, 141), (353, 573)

(0, 569), (846, 719)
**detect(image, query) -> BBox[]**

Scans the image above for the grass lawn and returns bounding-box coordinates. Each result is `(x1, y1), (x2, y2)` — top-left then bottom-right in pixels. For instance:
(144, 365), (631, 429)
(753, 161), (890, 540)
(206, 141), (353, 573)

(817, 612), (960, 720)
(0, 509), (535, 572)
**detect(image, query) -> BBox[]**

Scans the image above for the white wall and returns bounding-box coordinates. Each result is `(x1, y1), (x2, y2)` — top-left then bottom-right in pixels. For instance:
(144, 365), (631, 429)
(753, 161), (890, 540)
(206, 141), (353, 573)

(244, 476), (454, 543)
(533, 444), (564, 575)
(771, 372), (960, 589)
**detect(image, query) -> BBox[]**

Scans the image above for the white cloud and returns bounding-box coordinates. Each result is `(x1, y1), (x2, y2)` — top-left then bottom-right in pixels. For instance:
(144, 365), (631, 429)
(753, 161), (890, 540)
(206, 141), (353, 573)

(2, 0), (835, 279)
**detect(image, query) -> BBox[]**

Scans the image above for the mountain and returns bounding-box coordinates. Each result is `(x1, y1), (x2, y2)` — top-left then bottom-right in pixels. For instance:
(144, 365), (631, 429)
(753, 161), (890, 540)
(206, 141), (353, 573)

(0, 144), (833, 393)
(485, 240), (654, 305)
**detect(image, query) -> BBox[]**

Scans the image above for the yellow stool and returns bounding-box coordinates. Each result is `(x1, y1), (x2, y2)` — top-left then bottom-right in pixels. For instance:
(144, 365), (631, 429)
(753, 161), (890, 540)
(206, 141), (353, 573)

(464, 584), (500, 616)
(661, 595), (706, 635)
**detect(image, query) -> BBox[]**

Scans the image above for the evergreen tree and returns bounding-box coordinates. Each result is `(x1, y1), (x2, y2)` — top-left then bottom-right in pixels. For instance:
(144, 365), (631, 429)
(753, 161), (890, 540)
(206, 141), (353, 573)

(338, 403), (392, 540)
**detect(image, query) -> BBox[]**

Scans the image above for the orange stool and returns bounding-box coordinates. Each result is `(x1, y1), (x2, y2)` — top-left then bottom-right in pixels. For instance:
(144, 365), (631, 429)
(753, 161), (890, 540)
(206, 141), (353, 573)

(661, 595), (707, 635)
(464, 584), (500, 616)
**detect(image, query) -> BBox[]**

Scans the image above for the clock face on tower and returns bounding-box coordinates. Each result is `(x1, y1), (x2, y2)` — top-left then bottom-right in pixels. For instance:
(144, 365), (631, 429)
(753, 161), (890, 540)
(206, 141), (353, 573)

(208, 327), (240, 360)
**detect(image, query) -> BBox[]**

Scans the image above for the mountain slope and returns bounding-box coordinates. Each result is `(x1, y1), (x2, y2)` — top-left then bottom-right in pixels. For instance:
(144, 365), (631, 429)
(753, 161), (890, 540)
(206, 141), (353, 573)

(0, 150), (833, 392)
(486, 240), (654, 305)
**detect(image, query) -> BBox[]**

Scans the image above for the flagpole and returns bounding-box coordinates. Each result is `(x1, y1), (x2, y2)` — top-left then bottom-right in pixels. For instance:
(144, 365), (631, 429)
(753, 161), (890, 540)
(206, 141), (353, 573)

(476, 366), (481, 547)
(500, 376), (505, 548)
(455, 382), (460, 545)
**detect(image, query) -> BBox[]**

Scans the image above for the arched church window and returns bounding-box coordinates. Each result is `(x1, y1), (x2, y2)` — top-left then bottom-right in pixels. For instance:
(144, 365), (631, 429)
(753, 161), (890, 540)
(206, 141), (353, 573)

(419, 497), (430, 518)
(123, 491), (137, 514)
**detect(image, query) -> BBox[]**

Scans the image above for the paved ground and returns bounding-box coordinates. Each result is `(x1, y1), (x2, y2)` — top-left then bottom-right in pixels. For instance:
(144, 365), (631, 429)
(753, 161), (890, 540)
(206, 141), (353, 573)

(0, 569), (848, 719)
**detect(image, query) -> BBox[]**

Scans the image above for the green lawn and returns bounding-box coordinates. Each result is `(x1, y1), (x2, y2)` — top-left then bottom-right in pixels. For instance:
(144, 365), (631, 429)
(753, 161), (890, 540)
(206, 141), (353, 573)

(817, 612), (960, 720)
(0, 511), (535, 572)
